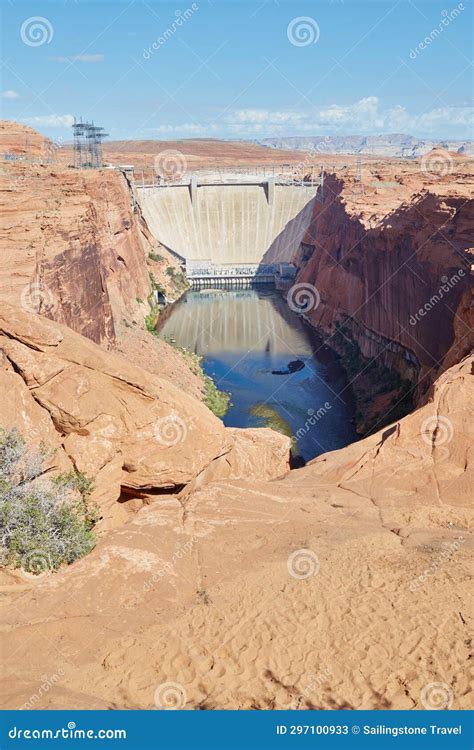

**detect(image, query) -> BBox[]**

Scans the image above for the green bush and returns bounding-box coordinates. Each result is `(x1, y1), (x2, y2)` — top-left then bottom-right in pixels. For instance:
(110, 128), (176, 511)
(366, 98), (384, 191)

(203, 375), (231, 418)
(145, 307), (160, 334)
(148, 252), (165, 263)
(148, 271), (165, 295)
(0, 429), (97, 575)
(165, 267), (188, 291)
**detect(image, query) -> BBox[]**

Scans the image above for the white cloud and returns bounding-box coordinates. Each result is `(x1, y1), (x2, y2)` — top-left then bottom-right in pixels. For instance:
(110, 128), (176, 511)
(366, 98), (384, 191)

(409, 105), (473, 133)
(23, 114), (75, 128)
(314, 98), (473, 136)
(227, 109), (306, 125)
(1, 90), (20, 99)
(147, 99), (473, 140)
(317, 96), (384, 129)
(49, 54), (104, 63)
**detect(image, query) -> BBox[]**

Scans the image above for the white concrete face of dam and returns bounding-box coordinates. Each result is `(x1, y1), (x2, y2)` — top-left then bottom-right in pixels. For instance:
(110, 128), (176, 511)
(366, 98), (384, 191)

(136, 183), (317, 266)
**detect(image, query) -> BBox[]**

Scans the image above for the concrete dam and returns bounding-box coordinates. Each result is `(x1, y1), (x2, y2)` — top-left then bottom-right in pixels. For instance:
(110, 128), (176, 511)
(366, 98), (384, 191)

(136, 176), (318, 280)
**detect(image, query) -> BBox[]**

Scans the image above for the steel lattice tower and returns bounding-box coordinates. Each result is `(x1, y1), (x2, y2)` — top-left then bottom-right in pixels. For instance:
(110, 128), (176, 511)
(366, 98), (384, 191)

(72, 118), (108, 168)
(352, 155), (364, 196)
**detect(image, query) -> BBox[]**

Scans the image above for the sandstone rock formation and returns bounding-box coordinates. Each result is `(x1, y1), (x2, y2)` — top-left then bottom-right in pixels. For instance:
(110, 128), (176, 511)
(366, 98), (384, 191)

(0, 303), (290, 528)
(0, 120), (49, 157)
(1, 356), (471, 710)
(296, 174), (472, 382)
(0, 121), (185, 347)
(279, 167), (473, 432)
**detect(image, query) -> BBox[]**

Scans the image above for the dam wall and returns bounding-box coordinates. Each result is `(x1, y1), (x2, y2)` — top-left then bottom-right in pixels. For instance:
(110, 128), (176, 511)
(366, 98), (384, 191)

(136, 183), (317, 265)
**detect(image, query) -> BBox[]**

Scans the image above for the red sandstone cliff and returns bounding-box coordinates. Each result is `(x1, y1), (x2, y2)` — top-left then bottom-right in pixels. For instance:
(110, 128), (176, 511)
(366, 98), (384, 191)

(293, 171), (473, 429)
(0, 122), (184, 346)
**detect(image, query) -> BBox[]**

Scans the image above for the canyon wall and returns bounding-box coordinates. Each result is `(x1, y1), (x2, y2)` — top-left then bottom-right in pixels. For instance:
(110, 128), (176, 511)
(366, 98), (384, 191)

(0, 122), (189, 347)
(0, 164), (152, 345)
(289, 173), (473, 429)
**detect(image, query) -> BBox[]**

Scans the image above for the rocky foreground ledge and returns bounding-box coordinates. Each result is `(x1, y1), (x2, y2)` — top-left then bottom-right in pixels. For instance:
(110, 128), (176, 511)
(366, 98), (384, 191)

(1, 302), (472, 709)
(0, 303), (290, 530)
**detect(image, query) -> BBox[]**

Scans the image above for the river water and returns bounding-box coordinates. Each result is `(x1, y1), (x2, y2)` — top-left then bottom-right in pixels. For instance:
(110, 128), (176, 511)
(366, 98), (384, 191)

(157, 287), (358, 463)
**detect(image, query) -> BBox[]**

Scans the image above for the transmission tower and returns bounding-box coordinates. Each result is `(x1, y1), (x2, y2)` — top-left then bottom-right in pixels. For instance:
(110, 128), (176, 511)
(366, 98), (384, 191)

(72, 118), (86, 168)
(72, 118), (108, 168)
(352, 155), (364, 196)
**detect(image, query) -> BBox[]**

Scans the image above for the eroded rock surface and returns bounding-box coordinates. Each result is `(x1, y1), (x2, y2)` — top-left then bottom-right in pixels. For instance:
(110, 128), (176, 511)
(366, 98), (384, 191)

(1, 356), (471, 710)
(0, 121), (186, 346)
(0, 303), (290, 528)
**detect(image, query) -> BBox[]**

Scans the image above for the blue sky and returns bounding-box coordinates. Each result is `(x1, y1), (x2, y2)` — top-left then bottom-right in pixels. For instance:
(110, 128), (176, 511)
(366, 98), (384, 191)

(1, 0), (472, 142)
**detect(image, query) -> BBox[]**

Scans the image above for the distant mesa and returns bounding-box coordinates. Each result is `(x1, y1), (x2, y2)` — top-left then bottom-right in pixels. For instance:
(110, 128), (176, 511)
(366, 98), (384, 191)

(258, 133), (474, 159)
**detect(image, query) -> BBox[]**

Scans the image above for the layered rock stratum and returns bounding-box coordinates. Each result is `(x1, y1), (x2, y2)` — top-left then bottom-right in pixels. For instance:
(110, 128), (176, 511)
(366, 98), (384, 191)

(0, 121), (185, 347)
(275, 158), (473, 433)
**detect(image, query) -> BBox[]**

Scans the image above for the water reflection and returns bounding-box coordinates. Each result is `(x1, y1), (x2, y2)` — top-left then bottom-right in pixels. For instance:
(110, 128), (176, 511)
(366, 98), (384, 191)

(158, 288), (358, 462)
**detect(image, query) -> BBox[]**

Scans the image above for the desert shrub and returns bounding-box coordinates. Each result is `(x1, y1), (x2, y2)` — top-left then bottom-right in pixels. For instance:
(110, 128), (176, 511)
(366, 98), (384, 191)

(0, 429), (97, 575)
(202, 375), (231, 418)
(148, 271), (165, 295)
(145, 307), (160, 334)
(148, 252), (165, 263)
(165, 267), (188, 291)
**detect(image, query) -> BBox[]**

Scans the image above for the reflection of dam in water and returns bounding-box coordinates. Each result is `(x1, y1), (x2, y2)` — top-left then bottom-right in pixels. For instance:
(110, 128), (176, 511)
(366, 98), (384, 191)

(158, 288), (358, 462)
(158, 289), (314, 356)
